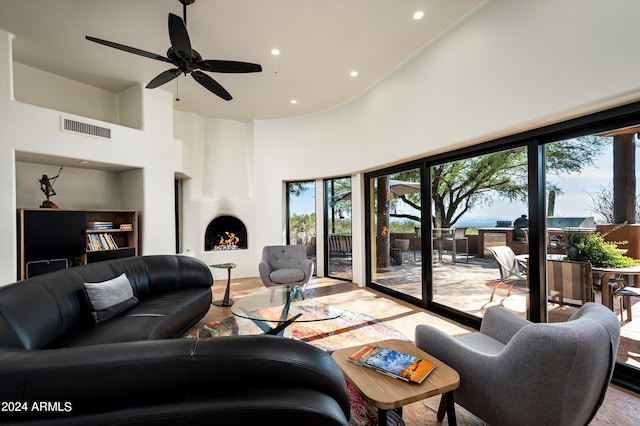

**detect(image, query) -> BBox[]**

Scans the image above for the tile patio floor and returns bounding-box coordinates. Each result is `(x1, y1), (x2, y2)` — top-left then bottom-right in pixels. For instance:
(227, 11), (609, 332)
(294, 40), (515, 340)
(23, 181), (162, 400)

(330, 250), (640, 368)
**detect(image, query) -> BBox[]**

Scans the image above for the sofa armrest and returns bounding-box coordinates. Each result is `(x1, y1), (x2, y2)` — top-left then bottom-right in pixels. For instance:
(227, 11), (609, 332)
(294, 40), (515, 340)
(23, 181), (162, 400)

(479, 305), (531, 345)
(0, 336), (349, 420)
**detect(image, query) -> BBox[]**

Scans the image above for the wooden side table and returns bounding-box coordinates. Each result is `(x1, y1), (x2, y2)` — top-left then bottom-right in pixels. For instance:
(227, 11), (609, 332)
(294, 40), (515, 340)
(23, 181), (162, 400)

(331, 338), (460, 426)
(210, 263), (236, 306)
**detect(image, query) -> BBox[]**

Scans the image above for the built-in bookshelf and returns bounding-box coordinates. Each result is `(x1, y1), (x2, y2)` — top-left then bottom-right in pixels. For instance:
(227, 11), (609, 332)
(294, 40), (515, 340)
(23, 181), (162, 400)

(17, 208), (138, 280)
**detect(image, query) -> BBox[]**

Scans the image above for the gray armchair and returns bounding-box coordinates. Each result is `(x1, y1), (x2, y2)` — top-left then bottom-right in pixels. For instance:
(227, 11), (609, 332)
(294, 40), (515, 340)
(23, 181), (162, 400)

(259, 245), (314, 288)
(415, 303), (620, 426)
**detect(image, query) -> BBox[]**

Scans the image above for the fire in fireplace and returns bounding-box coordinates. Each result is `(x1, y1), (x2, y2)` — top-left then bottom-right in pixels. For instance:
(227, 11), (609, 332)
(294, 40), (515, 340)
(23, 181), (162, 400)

(204, 215), (248, 251)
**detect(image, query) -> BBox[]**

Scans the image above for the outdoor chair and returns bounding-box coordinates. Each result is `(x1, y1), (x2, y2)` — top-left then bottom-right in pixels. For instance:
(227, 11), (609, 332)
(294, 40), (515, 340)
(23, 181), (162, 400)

(444, 227), (469, 263)
(612, 281), (640, 321)
(415, 303), (620, 426)
(259, 245), (314, 289)
(486, 245), (527, 302)
(546, 259), (594, 306)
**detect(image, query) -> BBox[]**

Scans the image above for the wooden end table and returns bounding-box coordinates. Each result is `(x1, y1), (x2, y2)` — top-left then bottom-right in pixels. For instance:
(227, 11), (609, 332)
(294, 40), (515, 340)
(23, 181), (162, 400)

(331, 338), (460, 426)
(210, 263), (236, 306)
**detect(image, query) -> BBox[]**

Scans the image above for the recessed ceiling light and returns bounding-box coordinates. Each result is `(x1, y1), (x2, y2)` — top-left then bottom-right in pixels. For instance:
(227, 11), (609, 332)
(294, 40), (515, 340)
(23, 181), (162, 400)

(350, 71), (359, 77)
(271, 48), (280, 56)
(290, 99), (297, 104)
(413, 10), (425, 20)
(78, 160), (90, 165)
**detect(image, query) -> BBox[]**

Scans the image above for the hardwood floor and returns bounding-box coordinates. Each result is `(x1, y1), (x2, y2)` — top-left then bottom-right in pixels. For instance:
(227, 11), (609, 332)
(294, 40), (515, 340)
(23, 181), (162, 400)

(201, 276), (640, 425)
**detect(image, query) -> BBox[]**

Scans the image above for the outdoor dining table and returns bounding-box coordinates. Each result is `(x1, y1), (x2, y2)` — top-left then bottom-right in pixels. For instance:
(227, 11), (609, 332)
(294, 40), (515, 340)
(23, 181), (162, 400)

(590, 265), (640, 312)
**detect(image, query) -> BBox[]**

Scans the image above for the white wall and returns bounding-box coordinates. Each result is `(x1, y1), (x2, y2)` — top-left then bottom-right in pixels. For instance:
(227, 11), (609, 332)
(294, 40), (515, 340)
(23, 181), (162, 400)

(175, 117), (259, 280)
(13, 62), (120, 125)
(15, 162), (124, 209)
(0, 29), (186, 285)
(249, 0), (640, 284)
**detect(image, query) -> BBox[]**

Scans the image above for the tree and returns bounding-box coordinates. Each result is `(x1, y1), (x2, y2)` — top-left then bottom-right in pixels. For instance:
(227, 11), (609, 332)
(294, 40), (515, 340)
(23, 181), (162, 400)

(387, 136), (609, 228)
(587, 183), (640, 223)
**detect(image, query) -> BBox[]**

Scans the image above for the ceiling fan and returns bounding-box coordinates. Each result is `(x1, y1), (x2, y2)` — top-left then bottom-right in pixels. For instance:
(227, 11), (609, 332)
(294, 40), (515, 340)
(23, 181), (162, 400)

(85, 0), (262, 101)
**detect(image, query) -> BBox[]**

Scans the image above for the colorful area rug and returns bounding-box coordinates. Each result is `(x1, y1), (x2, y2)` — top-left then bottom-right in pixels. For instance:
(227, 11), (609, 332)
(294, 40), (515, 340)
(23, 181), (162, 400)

(185, 308), (408, 352)
(185, 308), (409, 425)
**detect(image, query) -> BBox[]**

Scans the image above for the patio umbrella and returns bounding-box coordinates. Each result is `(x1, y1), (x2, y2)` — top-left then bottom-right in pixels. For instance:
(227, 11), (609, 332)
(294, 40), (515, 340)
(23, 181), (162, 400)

(388, 180), (421, 197)
(332, 179), (420, 201)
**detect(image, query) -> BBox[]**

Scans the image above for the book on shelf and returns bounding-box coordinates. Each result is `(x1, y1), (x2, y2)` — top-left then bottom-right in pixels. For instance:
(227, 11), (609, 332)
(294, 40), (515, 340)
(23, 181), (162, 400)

(119, 223), (133, 231)
(88, 221), (113, 230)
(348, 345), (436, 384)
(86, 233), (119, 251)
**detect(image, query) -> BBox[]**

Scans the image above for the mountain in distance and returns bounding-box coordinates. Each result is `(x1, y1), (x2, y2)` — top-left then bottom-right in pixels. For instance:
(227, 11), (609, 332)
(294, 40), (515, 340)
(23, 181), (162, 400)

(455, 217), (515, 228)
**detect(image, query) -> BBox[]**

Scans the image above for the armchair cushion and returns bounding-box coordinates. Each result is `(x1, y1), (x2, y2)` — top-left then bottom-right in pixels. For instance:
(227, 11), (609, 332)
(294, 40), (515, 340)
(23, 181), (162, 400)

(270, 268), (306, 284)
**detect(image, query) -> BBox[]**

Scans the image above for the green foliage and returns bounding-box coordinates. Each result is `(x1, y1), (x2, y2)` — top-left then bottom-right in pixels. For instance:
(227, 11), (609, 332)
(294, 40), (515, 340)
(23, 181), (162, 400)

(389, 136), (609, 228)
(328, 219), (352, 234)
(289, 213), (316, 239)
(563, 228), (639, 268)
(389, 220), (420, 233)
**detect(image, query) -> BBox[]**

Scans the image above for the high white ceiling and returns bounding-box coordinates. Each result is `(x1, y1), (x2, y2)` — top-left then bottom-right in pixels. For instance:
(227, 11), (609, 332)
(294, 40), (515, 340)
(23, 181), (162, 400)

(0, 0), (483, 122)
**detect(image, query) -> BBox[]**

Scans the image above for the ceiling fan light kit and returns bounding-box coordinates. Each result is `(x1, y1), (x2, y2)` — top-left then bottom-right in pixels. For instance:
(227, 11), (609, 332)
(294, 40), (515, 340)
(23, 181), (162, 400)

(85, 0), (262, 101)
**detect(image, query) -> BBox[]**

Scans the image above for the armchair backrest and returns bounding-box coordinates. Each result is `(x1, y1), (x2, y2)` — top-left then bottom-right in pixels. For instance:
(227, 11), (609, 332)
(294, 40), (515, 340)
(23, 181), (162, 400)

(262, 245), (309, 270)
(501, 303), (619, 425)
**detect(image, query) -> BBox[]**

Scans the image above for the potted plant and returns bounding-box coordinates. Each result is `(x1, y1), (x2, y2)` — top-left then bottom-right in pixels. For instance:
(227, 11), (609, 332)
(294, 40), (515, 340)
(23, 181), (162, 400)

(562, 226), (640, 268)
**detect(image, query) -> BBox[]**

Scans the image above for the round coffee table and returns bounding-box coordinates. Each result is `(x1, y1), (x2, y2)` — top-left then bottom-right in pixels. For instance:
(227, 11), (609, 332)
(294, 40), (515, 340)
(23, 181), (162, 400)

(231, 285), (342, 335)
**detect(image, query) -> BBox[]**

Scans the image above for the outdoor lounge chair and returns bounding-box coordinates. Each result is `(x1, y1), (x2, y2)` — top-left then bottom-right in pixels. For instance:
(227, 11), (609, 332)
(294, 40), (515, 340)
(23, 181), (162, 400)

(415, 303), (620, 426)
(486, 245), (527, 302)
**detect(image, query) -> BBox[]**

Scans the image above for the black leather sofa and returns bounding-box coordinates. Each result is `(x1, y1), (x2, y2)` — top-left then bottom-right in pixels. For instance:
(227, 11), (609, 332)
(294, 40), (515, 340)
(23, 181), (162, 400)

(0, 255), (350, 425)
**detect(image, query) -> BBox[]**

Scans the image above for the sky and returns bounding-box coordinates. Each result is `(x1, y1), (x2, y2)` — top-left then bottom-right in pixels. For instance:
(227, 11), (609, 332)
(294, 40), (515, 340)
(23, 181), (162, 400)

(288, 141), (640, 226)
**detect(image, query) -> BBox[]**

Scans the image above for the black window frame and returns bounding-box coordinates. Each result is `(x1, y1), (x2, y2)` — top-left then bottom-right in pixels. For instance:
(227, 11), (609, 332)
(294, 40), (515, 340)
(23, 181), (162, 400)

(364, 100), (640, 392)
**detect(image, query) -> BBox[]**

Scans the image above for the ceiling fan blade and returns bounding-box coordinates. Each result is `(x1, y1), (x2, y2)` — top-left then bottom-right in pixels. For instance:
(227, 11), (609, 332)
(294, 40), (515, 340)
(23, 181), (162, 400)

(199, 60), (262, 73)
(146, 68), (181, 89)
(168, 13), (192, 61)
(192, 71), (232, 101)
(85, 36), (171, 63)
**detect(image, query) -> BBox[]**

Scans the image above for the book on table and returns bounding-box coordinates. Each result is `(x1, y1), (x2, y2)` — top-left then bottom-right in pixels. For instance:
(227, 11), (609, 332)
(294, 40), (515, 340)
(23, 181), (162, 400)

(348, 345), (436, 384)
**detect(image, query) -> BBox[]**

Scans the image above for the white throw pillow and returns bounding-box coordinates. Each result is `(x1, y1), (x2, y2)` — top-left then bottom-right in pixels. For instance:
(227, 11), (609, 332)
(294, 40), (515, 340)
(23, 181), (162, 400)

(84, 273), (138, 323)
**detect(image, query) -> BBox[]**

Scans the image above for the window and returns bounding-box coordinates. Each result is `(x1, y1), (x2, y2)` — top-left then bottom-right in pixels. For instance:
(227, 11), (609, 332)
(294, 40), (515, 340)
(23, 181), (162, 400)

(364, 101), (640, 390)
(368, 168), (423, 301)
(325, 177), (352, 280)
(286, 181), (316, 265)
(431, 147), (529, 318)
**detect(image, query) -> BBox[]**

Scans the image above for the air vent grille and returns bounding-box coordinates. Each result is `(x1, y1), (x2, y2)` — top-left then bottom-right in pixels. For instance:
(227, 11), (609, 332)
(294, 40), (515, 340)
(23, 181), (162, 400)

(61, 118), (111, 139)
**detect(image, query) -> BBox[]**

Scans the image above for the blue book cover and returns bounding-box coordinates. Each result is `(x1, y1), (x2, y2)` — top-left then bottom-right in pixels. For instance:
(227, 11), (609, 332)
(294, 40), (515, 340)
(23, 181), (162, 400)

(363, 347), (435, 384)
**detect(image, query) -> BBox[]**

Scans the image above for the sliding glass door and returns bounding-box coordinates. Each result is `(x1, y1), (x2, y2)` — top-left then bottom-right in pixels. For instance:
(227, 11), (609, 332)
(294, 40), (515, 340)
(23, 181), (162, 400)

(544, 132), (640, 370)
(430, 148), (529, 318)
(369, 168), (423, 301)
(286, 181), (316, 265)
(363, 103), (640, 388)
(325, 177), (352, 280)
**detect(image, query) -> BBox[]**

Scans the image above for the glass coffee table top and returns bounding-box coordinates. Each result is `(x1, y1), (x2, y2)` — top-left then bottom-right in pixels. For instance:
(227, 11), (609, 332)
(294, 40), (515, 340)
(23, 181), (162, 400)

(231, 285), (342, 335)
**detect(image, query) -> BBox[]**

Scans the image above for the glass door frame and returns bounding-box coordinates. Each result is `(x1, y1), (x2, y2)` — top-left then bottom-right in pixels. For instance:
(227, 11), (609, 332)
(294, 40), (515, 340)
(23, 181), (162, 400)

(323, 176), (353, 281)
(364, 100), (640, 392)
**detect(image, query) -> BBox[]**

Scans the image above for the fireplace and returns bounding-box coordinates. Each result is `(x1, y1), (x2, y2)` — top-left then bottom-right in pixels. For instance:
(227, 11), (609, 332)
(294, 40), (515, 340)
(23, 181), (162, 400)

(204, 215), (248, 251)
